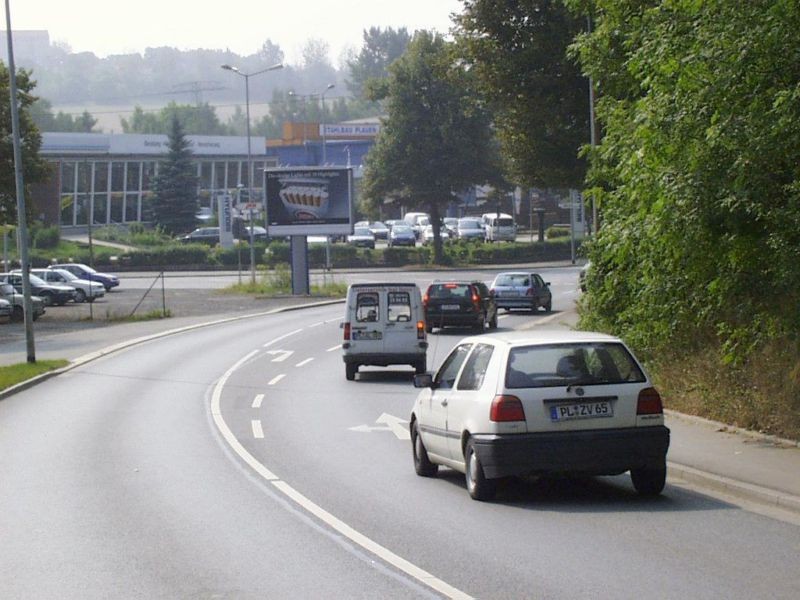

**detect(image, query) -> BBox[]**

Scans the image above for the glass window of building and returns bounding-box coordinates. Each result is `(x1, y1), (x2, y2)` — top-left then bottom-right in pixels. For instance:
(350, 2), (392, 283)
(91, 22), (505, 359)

(128, 162), (141, 192)
(110, 193), (124, 223)
(94, 162), (109, 193)
(214, 161), (226, 190)
(111, 162), (125, 192)
(125, 193), (139, 221)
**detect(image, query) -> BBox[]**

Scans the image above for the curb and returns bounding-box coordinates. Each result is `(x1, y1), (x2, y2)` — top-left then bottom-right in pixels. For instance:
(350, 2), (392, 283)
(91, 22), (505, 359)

(667, 461), (800, 514)
(665, 409), (800, 449)
(0, 298), (344, 401)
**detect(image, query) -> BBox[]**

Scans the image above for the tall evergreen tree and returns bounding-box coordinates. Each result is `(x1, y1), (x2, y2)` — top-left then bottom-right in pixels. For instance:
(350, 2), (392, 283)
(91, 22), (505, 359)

(151, 117), (198, 234)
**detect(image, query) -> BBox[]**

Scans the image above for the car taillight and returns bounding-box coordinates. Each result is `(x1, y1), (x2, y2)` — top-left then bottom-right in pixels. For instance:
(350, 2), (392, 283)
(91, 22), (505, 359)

(637, 387), (663, 415)
(490, 395), (526, 422)
(343, 322), (351, 341)
(417, 320), (425, 339)
(422, 293), (429, 307)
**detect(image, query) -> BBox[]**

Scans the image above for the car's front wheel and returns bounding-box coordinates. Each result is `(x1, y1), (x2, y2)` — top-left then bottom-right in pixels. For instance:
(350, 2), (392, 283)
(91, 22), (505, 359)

(465, 438), (496, 500)
(39, 292), (53, 306)
(630, 465), (666, 496)
(412, 420), (438, 477)
(74, 289), (87, 303)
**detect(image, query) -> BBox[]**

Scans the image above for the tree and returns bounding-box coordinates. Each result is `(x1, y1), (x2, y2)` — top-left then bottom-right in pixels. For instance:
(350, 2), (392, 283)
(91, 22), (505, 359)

(121, 102), (229, 135)
(0, 64), (49, 224)
(455, 0), (590, 188)
(346, 27), (412, 98)
(361, 31), (501, 263)
(151, 117), (198, 235)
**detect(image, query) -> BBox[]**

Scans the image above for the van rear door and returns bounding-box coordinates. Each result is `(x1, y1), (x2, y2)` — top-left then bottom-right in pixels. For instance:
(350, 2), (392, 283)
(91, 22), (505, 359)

(350, 289), (384, 350)
(383, 286), (422, 355)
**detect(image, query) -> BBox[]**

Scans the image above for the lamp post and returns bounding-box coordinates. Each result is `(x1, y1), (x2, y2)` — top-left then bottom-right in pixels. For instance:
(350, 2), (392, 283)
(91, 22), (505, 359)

(320, 83), (335, 165)
(221, 62), (283, 284)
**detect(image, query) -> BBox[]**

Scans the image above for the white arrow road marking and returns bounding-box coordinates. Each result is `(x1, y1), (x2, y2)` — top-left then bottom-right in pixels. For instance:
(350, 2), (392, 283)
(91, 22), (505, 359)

(252, 420), (264, 439)
(376, 413), (410, 440)
(268, 374), (285, 385)
(349, 413), (410, 440)
(252, 393), (264, 409)
(266, 350), (294, 362)
(295, 358), (314, 367)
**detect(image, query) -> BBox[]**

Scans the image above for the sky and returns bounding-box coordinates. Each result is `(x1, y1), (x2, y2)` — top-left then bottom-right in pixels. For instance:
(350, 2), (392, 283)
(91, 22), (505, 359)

(7, 0), (464, 64)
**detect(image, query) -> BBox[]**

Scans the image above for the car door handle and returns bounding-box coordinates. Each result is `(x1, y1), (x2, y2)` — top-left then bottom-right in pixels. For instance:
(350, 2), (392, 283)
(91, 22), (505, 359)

(441, 399), (448, 407)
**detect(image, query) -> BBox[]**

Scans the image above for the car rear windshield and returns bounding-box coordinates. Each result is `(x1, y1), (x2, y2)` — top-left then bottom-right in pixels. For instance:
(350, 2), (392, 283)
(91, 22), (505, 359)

(428, 284), (472, 299)
(495, 274), (530, 287)
(505, 343), (646, 388)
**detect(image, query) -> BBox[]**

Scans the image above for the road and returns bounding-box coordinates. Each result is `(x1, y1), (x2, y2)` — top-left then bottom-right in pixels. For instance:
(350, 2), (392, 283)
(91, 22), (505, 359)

(1, 267), (798, 599)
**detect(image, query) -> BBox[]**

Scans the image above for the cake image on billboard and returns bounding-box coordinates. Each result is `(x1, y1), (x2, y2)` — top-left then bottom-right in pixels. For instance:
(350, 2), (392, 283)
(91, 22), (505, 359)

(278, 177), (330, 220)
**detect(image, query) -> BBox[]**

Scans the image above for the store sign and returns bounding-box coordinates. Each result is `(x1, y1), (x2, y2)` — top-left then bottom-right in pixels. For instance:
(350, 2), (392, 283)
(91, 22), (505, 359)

(320, 124), (380, 138)
(217, 193), (234, 248)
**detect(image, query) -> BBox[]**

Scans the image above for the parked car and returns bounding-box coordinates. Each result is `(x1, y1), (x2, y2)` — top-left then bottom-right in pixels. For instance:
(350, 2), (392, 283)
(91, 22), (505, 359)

(456, 217), (485, 242)
(482, 213), (517, 242)
(384, 219), (403, 230)
(403, 212), (430, 240)
(368, 221), (390, 240)
(341, 282), (427, 380)
(387, 225), (417, 247)
(49, 263), (120, 291)
(179, 227), (220, 245)
(236, 225), (268, 242)
(410, 330), (670, 500)
(30, 268), (105, 303)
(0, 297), (11, 324)
(0, 282), (45, 321)
(443, 217), (459, 237)
(490, 271), (552, 313)
(421, 224), (450, 246)
(1, 272), (77, 306)
(347, 227), (376, 249)
(423, 280), (498, 333)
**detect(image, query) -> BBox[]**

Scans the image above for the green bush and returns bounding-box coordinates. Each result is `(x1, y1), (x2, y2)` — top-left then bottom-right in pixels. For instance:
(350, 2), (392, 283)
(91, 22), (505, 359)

(546, 226), (570, 239)
(31, 225), (60, 249)
(214, 243), (267, 266)
(123, 244), (212, 267)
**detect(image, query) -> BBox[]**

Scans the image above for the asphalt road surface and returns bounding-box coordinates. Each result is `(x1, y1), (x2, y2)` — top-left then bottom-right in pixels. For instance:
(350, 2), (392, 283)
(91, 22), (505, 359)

(1, 268), (798, 599)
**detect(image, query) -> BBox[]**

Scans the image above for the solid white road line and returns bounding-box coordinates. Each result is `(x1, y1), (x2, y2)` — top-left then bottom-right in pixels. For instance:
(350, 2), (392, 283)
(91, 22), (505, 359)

(252, 394), (264, 409)
(308, 321), (324, 328)
(268, 374), (285, 385)
(251, 420), (264, 439)
(295, 358), (314, 367)
(211, 339), (472, 599)
(263, 329), (303, 348)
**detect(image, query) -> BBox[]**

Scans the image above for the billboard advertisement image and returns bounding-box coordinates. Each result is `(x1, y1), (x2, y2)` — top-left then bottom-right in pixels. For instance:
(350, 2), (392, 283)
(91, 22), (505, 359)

(265, 167), (352, 235)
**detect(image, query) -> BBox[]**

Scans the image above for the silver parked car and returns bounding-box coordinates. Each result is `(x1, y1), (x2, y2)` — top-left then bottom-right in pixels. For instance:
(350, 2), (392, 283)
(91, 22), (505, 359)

(490, 271), (552, 313)
(31, 268), (105, 303)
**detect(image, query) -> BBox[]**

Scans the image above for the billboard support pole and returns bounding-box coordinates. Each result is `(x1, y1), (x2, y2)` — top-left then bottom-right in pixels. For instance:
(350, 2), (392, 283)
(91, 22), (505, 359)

(290, 236), (310, 295)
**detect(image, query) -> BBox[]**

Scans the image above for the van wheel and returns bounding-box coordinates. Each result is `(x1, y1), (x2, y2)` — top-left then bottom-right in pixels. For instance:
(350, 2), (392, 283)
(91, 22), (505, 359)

(345, 363), (357, 381)
(414, 359), (426, 374)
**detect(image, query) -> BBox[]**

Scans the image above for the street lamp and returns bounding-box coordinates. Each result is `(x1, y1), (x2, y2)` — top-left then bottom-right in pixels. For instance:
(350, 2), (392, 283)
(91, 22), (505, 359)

(320, 83), (335, 165)
(221, 62), (283, 284)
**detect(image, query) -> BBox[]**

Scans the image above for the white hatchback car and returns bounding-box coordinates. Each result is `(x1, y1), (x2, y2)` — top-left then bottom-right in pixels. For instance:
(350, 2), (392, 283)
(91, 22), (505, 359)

(410, 330), (670, 500)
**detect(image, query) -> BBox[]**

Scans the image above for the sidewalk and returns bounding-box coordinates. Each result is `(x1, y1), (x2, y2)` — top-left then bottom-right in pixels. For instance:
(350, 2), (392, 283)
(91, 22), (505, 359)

(1, 293), (798, 518)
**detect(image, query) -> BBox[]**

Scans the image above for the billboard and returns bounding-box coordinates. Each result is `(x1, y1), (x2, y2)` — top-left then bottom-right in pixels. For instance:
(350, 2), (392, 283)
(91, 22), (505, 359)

(265, 167), (353, 235)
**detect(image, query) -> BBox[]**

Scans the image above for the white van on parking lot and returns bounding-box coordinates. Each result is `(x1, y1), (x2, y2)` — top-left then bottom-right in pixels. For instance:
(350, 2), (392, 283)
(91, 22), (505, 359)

(342, 283), (428, 380)
(481, 212), (517, 242)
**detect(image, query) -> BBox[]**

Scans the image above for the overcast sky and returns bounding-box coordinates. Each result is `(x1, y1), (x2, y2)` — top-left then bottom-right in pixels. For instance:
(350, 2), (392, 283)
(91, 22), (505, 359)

(7, 0), (464, 64)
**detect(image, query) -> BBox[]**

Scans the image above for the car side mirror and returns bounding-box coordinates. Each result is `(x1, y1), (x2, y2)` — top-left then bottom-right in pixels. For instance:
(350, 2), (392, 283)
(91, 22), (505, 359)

(546, 282), (551, 286)
(413, 373), (434, 388)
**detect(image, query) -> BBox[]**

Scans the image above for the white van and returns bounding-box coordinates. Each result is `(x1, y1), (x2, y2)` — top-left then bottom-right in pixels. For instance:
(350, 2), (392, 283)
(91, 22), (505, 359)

(481, 212), (516, 242)
(342, 283), (427, 380)
(403, 212), (430, 240)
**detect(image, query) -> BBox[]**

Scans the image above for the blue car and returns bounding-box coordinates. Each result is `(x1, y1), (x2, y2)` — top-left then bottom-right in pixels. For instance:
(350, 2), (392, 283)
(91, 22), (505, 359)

(50, 263), (120, 291)
(388, 225), (417, 247)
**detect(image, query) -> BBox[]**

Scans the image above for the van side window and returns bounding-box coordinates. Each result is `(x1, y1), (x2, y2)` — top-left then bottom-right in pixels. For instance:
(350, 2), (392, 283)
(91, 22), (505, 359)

(355, 292), (379, 322)
(387, 291), (411, 322)
(457, 344), (494, 391)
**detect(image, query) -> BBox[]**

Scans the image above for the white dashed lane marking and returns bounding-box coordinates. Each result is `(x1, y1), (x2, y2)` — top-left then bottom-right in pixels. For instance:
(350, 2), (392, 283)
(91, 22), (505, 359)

(268, 374), (285, 385)
(251, 420), (264, 439)
(296, 358), (314, 367)
(252, 394), (264, 409)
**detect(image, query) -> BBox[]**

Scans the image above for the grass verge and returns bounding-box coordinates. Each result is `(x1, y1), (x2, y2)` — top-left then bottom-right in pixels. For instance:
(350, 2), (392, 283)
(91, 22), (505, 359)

(0, 359), (70, 391)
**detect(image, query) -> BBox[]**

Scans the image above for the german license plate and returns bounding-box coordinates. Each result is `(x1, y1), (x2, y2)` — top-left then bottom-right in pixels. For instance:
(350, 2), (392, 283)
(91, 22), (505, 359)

(353, 330), (382, 340)
(503, 290), (519, 297)
(550, 401), (613, 421)
(442, 304), (460, 310)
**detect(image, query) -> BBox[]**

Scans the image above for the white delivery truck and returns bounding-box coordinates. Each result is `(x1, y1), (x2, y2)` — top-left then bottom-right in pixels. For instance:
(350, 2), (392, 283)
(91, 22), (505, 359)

(342, 283), (428, 380)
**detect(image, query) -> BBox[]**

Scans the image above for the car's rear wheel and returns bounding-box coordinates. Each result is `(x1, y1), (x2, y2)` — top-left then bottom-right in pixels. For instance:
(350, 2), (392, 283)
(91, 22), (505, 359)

(412, 420), (438, 477)
(74, 289), (87, 303)
(473, 312), (486, 332)
(465, 438), (496, 500)
(630, 465), (666, 496)
(544, 299), (552, 313)
(489, 312), (498, 329)
(345, 363), (357, 381)
(12, 306), (23, 322)
(39, 292), (53, 306)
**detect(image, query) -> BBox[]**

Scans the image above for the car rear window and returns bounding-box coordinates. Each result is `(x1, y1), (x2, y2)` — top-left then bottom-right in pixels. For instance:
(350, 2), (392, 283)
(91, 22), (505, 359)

(495, 274), (529, 287)
(428, 284), (472, 299)
(505, 343), (646, 388)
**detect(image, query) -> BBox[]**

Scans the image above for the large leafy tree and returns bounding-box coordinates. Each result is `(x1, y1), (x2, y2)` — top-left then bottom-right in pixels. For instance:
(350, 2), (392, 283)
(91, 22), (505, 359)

(121, 102), (229, 135)
(455, 0), (590, 188)
(569, 0), (800, 363)
(151, 117), (198, 234)
(0, 64), (49, 224)
(346, 27), (412, 98)
(361, 31), (501, 262)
